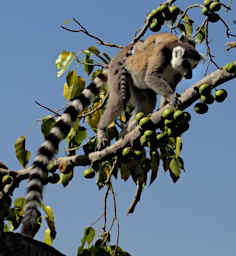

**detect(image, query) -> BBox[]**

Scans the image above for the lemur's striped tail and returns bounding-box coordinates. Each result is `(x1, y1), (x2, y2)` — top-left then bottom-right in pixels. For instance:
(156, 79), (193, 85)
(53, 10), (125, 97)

(21, 71), (107, 237)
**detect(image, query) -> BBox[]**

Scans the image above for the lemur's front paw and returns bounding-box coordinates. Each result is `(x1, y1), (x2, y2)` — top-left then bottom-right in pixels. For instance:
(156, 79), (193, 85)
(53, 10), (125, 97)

(96, 129), (109, 151)
(174, 93), (181, 107)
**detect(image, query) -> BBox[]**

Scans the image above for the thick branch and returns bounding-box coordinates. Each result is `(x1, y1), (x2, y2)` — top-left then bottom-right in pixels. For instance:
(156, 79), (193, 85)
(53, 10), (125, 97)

(89, 62), (236, 163)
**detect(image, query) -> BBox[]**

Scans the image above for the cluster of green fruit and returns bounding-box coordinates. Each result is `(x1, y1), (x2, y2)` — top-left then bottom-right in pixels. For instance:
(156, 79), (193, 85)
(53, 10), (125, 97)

(136, 109), (190, 149)
(194, 83), (227, 114)
(202, 0), (221, 23)
(149, 4), (181, 32)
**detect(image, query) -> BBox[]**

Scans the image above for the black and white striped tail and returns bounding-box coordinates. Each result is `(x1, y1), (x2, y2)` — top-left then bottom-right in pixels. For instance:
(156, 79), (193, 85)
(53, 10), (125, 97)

(21, 72), (107, 237)
(120, 47), (134, 110)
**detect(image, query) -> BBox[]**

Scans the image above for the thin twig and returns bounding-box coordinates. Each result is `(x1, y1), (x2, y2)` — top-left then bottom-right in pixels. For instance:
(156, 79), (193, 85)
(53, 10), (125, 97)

(127, 179), (143, 214)
(103, 185), (110, 232)
(226, 41), (236, 51)
(61, 18), (123, 49)
(219, 17), (236, 38)
(172, 4), (203, 30)
(35, 101), (61, 117)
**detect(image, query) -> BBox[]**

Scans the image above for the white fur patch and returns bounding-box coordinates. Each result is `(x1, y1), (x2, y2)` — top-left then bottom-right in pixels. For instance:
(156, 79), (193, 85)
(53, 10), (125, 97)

(83, 88), (95, 101)
(34, 154), (49, 165)
(72, 99), (83, 112)
(26, 180), (43, 192)
(24, 196), (41, 208)
(61, 113), (73, 126)
(50, 126), (65, 140)
(41, 140), (56, 154)
(29, 167), (44, 178)
(171, 46), (185, 68)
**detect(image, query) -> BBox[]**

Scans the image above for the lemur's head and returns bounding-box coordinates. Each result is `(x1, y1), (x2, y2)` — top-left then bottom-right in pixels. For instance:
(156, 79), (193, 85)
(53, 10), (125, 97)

(171, 43), (205, 79)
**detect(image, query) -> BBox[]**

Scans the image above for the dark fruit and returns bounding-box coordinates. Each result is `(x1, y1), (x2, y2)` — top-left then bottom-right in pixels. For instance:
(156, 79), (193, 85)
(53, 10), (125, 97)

(214, 89), (227, 102)
(194, 102), (208, 114)
(199, 83), (211, 96)
(162, 108), (174, 119)
(200, 94), (214, 104)
(83, 168), (96, 179)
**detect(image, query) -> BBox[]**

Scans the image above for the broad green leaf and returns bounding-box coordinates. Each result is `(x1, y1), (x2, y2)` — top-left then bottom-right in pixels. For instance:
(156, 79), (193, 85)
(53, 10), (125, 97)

(61, 168), (74, 187)
(96, 166), (106, 189)
(184, 14), (193, 36)
(196, 26), (206, 44)
(88, 46), (100, 56)
(66, 127), (87, 148)
(41, 116), (56, 138)
(150, 150), (160, 185)
(169, 158), (182, 183)
(44, 228), (53, 246)
(176, 136), (182, 158)
(14, 197), (25, 209)
(120, 163), (130, 181)
(86, 103), (103, 130)
(56, 51), (75, 78)
(14, 136), (31, 168)
(3, 224), (10, 232)
(84, 227), (96, 245)
(83, 56), (94, 75)
(64, 74), (85, 101)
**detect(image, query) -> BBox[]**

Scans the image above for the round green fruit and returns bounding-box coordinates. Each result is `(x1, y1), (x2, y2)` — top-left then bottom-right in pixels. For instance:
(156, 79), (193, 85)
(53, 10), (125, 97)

(194, 102), (208, 114)
(202, 6), (209, 16)
(209, 1), (221, 11)
(169, 5), (180, 16)
(199, 83), (211, 96)
(162, 108), (174, 119)
(140, 135), (147, 147)
(204, 0), (213, 7)
(133, 150), (143, 160)
(173, 110), (184, 121)
(156, 132), (167, 143)
(150, 19), (162, 32)
(144, 130), (154, 139)
(48, 173), (60, 184)
(136, 112), (145, 122)
(200, 94), (214, 104)
(164, 118), (174, 128)
(83, 168), (96, 179)
(214, 89), (227, 102)
(139, 117), (154, 130)
(208, 13), (220, 23)
(224, 63), (236, 74)
(122, 147), (132, 156)
(183, 112), (191, 122)
(2, 174), (12, 185)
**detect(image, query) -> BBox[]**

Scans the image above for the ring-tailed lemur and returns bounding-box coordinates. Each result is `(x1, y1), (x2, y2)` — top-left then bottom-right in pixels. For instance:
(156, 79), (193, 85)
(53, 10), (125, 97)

(21, 32), (204, 237)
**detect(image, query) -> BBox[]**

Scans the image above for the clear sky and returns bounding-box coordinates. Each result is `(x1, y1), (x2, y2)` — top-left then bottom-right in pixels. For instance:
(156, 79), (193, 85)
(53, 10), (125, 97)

(0, 1), (236, 255)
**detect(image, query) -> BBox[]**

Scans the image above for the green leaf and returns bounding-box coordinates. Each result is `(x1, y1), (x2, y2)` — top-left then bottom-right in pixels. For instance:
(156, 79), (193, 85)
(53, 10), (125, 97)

(149, 150), (160, 185)
(84, 227), (96, 246)
(41, 116), (56, 138)
(96, 165), (106, 189)
(14, 197), (25, 210)
(120, 163), (131, 181)
(64, 72), (85, 101)
(83, 56), (94, 75)
(66, 127), (87, 148)
(56, 51), (75, 78)
(176, 136), (182, 158)
(183, 14), (193, 35)
(169, 158), (182, 183)
(88, 46), (100, 56)
(14, 136), (31, 168)
(44, 228), (53, 246)
(196, 26), (206, 44)
(61, 169), (74, 187)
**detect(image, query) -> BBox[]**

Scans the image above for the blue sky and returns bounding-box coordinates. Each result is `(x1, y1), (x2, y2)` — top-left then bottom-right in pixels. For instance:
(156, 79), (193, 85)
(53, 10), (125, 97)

(1, 1), (236, 255)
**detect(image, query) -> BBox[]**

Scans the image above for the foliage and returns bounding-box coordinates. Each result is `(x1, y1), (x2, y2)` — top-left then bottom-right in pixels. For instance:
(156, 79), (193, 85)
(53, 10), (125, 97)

(0, 0), (235, 255)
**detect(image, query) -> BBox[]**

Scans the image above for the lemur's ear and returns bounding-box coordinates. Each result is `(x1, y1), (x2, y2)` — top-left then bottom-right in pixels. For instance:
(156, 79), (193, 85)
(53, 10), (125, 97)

(178, 33), (196, 47)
